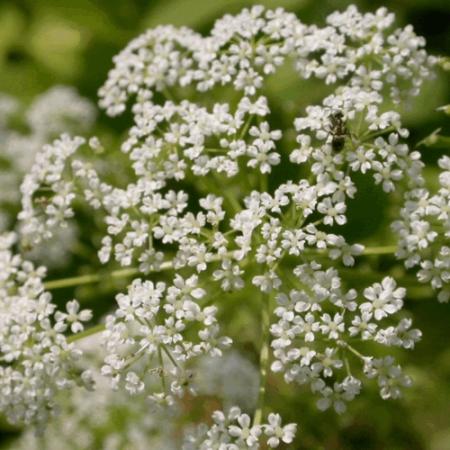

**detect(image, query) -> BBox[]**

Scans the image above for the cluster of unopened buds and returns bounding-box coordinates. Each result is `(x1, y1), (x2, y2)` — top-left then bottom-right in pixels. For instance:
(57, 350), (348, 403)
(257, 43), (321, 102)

(1, 3), (447, 446)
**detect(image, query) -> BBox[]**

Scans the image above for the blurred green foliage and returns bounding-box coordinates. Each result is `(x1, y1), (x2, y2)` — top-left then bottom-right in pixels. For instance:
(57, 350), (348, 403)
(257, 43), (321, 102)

(0, 0), (449, 449)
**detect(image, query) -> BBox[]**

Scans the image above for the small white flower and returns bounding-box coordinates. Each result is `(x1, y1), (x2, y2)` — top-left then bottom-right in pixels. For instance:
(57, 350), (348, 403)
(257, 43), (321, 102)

(55, 300), (92, 333)
(264, 413), (297, 447)
(361, 277), (405, 320)
(228, 413), (261, 446)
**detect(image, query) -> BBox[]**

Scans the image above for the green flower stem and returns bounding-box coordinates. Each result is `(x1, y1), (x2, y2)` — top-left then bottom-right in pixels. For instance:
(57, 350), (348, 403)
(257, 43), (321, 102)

(362, 245), (397, 255)
(44, 267), (141, 290)
(360, 126), (396, 141)
(161, 343), (181, 369)
(300, 245), (398, 259)
(253, 292), (272, 427)
(44, 251), (238, 291)
(158, 346), (167, 393)
(43, 246), (398, 292)
(52, 251), (236, 344)
(238, 114), (254, 140)
(339, 340), (367, 361)
(67, 323), (105, 343)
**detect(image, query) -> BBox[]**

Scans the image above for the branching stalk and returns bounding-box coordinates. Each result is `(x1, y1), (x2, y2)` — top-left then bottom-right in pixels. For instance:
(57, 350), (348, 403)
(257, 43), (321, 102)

(253, 291), (272, 426)
(67, 323), (105, 343)
(44, 268), (141, 290)
(362, 245), (397, 255)
(55, 245), (400, 345)
(44, 252), (237, 290)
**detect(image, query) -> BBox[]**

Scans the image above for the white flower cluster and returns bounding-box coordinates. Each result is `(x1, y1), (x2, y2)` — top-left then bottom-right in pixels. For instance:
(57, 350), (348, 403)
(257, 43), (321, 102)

(102, 275), (231, 405)
(0, 87), (95, 215)
(19, 134), (86, 246)
(183, 407), (296, 449)
(25, 86), (96, 138)
(19, 5), (435, 271)
(122, 97), (280, 180)
(99, 5), (433, 115)
(10, 345), (261, 449)
(0, 87), (95, 265)
(0, 233), (92, 428)
(8, 3), (439, 440)
(271, 269), (420, 413)
(10, 385), (178, 450)
(9, 333), (179, 450)
(393, 155), (450, 302)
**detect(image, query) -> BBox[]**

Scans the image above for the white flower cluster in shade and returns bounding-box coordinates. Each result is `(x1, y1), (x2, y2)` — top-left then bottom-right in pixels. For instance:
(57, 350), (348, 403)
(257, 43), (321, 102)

(0, 87), (95, 212)
(0, 87), (95, 265)
(21, 333), (257, 449)
(10, 3), (441, 436)
(25, 86), (96, 139)
(9, 348), (260, 450)
(0, 233), (92, 428)
(393, 155), (450, 302)
(183, 407), (296, 449)
(10, 331), (179, 450)
(9, 383), (178, 450)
